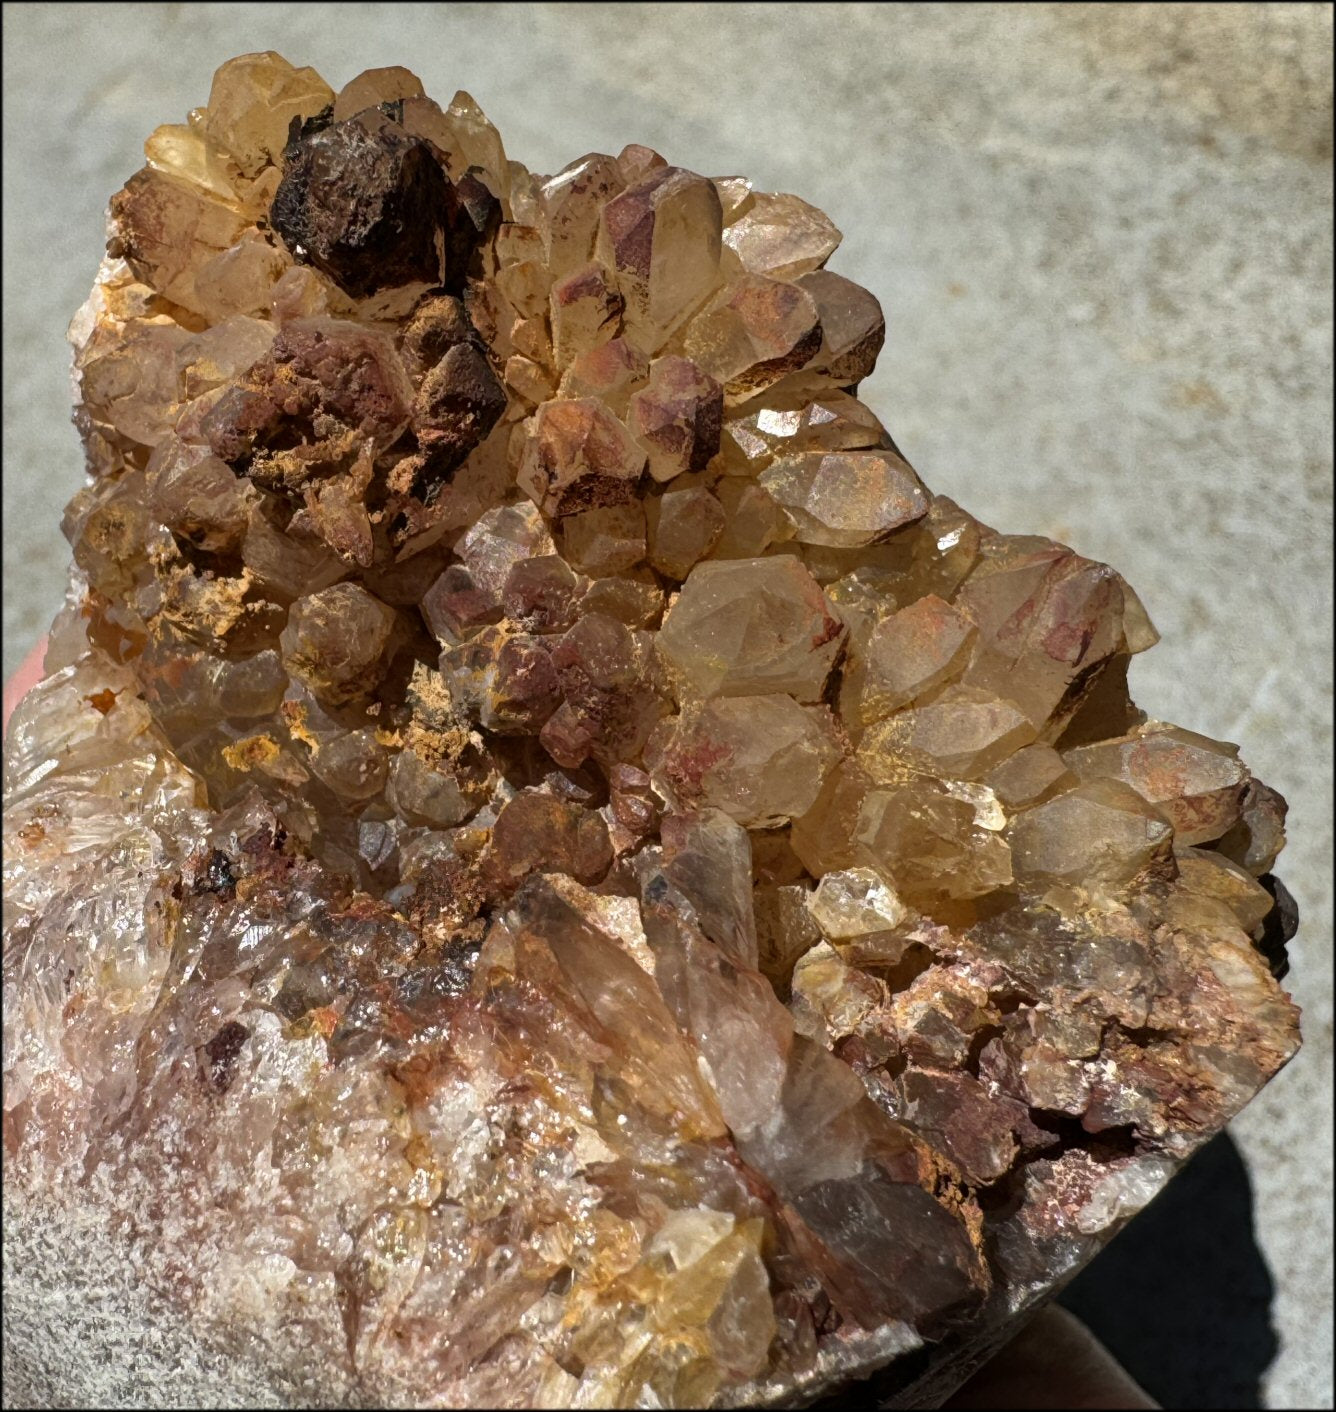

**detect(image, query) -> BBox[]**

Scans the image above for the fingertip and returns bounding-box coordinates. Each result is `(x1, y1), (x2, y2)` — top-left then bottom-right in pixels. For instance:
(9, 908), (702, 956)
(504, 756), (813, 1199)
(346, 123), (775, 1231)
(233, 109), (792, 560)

(942, 1304), (1159, 1409)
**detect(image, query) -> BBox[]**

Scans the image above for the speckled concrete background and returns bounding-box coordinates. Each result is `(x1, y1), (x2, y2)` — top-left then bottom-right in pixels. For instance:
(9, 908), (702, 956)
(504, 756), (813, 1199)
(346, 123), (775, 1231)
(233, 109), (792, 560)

(2, 4), (1331, 1407)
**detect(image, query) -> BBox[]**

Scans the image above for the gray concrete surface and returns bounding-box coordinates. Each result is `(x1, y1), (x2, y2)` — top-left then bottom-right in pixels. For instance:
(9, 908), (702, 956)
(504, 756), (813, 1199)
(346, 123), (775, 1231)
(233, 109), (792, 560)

(2, 4), (1331, 1407)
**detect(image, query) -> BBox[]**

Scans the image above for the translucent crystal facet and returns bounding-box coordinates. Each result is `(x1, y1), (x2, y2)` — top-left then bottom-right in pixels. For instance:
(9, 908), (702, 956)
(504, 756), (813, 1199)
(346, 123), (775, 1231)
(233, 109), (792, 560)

(656, 556), (845, 702)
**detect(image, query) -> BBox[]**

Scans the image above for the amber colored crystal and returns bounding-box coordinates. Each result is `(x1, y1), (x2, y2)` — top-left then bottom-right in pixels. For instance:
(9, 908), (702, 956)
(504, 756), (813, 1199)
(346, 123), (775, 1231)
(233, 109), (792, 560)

(3, 53), (1299, 1412)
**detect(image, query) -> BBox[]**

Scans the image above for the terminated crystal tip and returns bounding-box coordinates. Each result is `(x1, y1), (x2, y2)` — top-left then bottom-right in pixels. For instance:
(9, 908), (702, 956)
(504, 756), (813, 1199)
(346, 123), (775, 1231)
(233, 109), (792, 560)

(3, 51), (1299, 1411)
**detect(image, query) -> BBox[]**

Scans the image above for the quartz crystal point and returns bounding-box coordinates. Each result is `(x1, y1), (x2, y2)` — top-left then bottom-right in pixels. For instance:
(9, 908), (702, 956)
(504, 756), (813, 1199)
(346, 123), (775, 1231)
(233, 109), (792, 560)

(3, 54), (1300, 1411)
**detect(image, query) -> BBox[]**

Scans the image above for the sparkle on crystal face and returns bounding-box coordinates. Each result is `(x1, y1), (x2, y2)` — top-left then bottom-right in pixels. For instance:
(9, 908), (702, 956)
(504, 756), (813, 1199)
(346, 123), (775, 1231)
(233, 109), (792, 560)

(2, 51), (1299, 1412)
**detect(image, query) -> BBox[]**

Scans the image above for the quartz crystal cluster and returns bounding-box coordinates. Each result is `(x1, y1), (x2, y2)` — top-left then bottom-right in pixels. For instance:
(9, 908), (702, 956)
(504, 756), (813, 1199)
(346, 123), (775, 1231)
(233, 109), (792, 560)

(3, 55), (1301, 1409)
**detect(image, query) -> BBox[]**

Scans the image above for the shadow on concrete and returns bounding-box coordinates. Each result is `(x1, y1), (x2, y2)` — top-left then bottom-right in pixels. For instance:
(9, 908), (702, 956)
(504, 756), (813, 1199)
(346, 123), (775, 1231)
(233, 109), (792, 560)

(1059, 1131), (1278, 1410)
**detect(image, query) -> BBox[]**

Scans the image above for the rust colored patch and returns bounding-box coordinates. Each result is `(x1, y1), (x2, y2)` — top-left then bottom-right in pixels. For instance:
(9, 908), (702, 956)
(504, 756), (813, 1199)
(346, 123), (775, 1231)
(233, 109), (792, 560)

(281, 699), (321, 752)
(222, 734), (281, 771)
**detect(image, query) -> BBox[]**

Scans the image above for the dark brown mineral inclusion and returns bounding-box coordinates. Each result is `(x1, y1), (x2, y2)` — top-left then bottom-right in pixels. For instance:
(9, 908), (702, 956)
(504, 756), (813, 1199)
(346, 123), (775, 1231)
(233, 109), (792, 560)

(270, 109), (458, 297)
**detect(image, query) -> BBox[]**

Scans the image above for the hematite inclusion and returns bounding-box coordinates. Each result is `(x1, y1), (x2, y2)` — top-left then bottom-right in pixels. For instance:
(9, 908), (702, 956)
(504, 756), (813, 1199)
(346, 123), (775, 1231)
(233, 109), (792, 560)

(2, 52), (1300, 1410)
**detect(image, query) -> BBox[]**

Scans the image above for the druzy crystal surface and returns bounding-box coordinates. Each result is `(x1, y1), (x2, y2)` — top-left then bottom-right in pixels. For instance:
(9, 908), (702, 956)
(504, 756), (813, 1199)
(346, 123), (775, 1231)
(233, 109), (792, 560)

(3, 55), (1301, 1409)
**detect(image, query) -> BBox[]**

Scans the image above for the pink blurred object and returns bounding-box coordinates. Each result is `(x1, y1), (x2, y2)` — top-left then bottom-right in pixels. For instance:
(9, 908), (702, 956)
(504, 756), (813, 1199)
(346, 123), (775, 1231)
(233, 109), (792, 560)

(3, 639), (47, 736)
